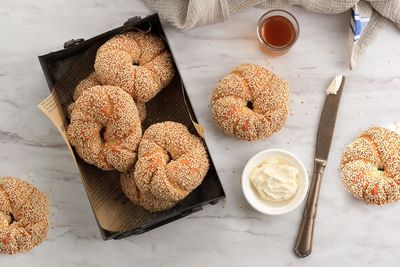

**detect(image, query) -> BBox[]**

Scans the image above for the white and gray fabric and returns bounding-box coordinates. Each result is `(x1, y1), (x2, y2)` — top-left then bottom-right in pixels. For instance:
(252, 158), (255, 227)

(144, 0), (400, 69)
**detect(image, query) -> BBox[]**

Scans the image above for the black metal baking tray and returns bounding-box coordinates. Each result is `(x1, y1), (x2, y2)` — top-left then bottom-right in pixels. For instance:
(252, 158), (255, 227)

(38, 13), (225, 240)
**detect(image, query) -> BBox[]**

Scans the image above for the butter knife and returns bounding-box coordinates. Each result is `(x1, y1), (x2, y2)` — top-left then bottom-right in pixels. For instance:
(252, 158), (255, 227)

(294, 75), (345, 257)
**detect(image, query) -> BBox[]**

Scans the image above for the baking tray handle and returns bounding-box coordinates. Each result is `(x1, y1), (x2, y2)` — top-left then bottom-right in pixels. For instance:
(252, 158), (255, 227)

(64, 38), (85, 48)
(124, 16), (142, 26)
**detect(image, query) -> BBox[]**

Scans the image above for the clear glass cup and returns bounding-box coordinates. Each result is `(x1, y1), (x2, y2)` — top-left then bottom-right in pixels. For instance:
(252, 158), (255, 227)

(257, 9), (300, 56)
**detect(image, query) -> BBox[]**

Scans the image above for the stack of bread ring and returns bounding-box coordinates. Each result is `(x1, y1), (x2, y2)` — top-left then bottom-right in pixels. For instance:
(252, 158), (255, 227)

(67, 31), (210, 212)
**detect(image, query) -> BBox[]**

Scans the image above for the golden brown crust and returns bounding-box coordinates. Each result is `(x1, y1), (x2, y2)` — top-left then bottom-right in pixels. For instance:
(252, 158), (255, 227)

(135, 101), (147, 123)
(121, 122), (209, 212)
(0, 177), (49, 254)
(71, 72), (147, 122)
(94, 32), (175, 103)
(120, 172), (176, 212)
(67, 85), (142, 172)
(211, 63), (289, 141)
(73, 72), (99, 101)
(340, 127), (400, 205)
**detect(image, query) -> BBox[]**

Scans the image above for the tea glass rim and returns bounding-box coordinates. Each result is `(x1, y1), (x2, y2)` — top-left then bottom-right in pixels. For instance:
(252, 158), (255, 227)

(257, 9), (300, 52)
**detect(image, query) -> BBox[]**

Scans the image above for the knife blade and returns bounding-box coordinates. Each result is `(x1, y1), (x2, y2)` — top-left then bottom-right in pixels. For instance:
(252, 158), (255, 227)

(294, 75), (345, 258)
(315, 75), (345, 162)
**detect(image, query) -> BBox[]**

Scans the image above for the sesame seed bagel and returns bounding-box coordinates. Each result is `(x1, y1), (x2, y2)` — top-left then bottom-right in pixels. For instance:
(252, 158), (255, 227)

(73, 72), (99, 101)
(94, 32), (175, 103)
(341, 127), (400, 205)
(67, 85), (142, 172)
(121, 121), (209, 212)
(0, 176), (49, 254)
(120, 172), (176, 212)
(70, 72), (147, 122)
(211, 63), (289, 141)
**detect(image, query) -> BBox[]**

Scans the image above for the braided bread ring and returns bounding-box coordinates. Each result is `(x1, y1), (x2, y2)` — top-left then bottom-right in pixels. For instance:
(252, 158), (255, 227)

(120, 173), (176, 212)
(70, 72), (147, 122)
(0, 177), (49, 254)
(121, 122), (209, 212)
(211, 63), (289, 141)
(67, 86), (142, 172)
(341, 127), (400, 205)
(94, 32), (175, 103)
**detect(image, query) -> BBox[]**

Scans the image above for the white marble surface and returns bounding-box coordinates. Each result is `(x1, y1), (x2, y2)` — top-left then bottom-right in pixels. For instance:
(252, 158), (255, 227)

(1, 0), (400, 266)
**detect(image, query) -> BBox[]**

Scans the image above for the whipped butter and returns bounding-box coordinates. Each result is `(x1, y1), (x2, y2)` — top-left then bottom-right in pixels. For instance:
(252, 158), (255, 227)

(325, 75), (343, 95)
(249, 158), (299, 201)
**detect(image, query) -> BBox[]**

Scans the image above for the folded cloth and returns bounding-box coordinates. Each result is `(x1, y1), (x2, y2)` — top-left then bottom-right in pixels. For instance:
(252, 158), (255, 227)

(144, 0), (400, 69)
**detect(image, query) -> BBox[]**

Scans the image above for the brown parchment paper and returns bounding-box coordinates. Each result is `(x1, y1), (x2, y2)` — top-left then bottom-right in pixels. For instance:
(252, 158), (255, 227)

(37, 38), (217, 237)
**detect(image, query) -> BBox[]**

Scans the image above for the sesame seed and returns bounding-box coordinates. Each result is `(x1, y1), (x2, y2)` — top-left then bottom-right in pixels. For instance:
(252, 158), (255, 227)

(71, 72), (147, 122)
(0, 177), (49, 254)
(120, 122), (209, 212)
(94, 32), (175, 103)
(211, 63), (289, 141)
(340, 127), (400, 204)
(67, 86), (142, 172)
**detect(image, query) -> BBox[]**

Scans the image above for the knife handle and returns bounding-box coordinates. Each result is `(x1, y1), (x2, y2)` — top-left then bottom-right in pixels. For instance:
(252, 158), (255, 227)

(294, 159), (326, 258)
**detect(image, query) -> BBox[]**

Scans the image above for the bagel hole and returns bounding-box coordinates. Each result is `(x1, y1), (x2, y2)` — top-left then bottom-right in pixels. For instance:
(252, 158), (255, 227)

(166, 152), (172, 163)
(246, 101), (254, 110)
(99, 127), (106, 141)
(9, 213), (15, 224)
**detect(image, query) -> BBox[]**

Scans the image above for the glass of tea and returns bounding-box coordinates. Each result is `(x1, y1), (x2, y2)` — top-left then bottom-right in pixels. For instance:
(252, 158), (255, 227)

(257, 9), (299, 56)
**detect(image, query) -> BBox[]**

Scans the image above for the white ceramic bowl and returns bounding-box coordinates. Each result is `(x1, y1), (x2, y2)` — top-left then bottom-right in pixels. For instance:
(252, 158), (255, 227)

(241, 148), (309, 215)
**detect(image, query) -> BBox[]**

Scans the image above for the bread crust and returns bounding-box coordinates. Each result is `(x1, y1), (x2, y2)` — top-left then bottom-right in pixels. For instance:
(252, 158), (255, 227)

(0, 177), (49, 254)
(341, 127), (400, 205)
(211, 63), (289, 141)
(94, 32), (175, 103)
(121, 122), (209, 212)
(70, 72), (147, 122)
(67, 86), (142, 172)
